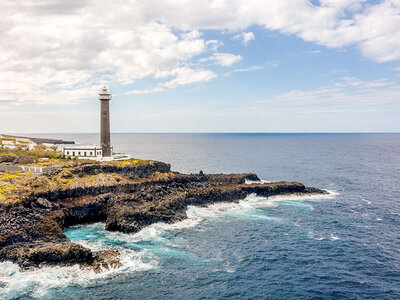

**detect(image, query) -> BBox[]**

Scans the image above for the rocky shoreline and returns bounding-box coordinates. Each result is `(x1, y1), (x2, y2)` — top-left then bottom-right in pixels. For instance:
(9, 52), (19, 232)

(0, 160), (328, 273)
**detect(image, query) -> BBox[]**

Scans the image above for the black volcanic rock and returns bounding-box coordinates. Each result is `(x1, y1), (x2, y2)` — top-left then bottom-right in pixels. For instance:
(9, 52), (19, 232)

(81, 249), (122, 273)
(0, 168), (328, 271)
(68, 160), (171, 178)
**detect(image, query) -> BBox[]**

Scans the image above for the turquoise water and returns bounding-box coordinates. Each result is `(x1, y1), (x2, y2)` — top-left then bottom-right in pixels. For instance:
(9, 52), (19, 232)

(1, 133), (400, 299)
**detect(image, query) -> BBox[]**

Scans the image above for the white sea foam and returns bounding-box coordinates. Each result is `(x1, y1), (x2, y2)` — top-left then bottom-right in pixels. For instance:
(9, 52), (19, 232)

(308, 230), (341, 242)
(128, 193), (296, 246)
(269, 189), (339, 202)
(0, 224), (158, 299)
(0, 262), (105, 298)
(362, 198), (372, 205)
(307, 231), (325, 241)
(186, 202), (283, 222)
(330, 234), (340, 241)
(130, 217), (201, 243)
(0, 188), (337, 298)
(245, 179), (271, 184)
(185, 190), (337, 226)
(0, 248), (157, 299)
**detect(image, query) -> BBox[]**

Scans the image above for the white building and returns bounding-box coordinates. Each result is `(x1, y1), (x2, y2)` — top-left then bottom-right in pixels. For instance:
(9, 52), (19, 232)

(1, 140), (16, 149)
(0, 135), (57, 150)
(0, 139), (34, 150)
(63, 145), (104, 159)
(63, 145), (131, 161)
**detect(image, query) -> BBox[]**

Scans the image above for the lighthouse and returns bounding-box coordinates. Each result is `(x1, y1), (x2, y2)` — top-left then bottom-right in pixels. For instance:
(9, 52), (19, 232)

(98, 86), (112, 157)
(63, 87), (130, 161)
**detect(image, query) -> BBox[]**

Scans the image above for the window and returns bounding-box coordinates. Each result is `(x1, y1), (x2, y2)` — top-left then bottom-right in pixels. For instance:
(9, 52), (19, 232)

(66, 151), (69, 155)
(84, 152), (87, 156)
(90, 152), (93, 156)
(72, 152), (75, 156)
(78, 152), (81, 155)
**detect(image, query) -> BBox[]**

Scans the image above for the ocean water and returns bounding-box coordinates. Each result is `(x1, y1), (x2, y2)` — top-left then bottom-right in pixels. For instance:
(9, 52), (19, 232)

(1, 133), (400, 299)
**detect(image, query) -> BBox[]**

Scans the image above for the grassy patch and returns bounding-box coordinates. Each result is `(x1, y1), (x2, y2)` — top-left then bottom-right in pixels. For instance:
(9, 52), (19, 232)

(0, 150), (170, 204)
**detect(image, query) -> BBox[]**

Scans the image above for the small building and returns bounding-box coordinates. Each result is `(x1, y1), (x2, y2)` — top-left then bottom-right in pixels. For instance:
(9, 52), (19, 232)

(1, 141), (16, 150)
(63, 145), (104, 158)
(0, 134), (66, 151)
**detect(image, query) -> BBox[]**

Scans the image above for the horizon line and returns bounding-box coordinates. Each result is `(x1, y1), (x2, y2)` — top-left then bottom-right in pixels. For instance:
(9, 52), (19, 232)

(4, 132), (400, 135)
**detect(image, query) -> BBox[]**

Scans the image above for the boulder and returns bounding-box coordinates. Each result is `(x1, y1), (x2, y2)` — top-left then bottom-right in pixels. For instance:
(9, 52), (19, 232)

(81, 249), (122, 273)
(1, 242), (92, 270)
(36, 198), (54, 209)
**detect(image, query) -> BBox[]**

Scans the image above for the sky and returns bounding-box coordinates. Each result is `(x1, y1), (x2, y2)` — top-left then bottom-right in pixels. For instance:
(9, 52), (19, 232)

(0, 0), (400, 133)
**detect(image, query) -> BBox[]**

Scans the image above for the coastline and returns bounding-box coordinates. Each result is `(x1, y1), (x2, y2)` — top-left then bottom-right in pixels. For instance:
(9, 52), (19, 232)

(0, 151), (328, 273)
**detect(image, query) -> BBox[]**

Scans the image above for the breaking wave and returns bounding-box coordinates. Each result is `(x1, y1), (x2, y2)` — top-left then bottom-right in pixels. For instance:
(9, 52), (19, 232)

(0, 189), (336, 299)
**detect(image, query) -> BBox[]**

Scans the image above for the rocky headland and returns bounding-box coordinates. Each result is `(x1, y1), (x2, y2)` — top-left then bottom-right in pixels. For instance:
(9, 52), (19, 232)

(0, 150), (328, 273)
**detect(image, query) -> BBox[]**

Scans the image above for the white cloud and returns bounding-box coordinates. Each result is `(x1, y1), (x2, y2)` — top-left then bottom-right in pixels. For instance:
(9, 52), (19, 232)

(265, 61), (281, 68)
(304, 50), (321, 54)
(1, 0), (400, 107)
(126, 87), (166, 95)
(0, 69), (96, 105)
(233, 32), (255, 45)
(151, 0), (400, 62)
(0, 110), (98, 133)
(161, 67), (217, 88)
(0, 4), (213, 105)
(200, 53), (242, 67)
(255, 77), (400, 109)
(121, 76), (400, 132)
(127, 67), (217, 94)
(205, 40), (224, 51)
(180, 30), (202, 40)
(224, 60), (280, 76)
(224, 65), (263, 77)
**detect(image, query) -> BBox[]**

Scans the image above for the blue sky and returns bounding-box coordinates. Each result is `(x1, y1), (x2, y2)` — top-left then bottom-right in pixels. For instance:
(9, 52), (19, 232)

(0, 0), (399, 132)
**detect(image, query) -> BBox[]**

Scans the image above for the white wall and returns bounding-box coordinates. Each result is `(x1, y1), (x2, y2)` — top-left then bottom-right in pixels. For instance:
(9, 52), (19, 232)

(64, 149), (102, 157)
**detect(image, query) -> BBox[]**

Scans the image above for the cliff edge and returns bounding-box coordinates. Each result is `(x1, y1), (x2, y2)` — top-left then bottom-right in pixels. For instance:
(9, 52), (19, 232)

(0, 153), (328, 272)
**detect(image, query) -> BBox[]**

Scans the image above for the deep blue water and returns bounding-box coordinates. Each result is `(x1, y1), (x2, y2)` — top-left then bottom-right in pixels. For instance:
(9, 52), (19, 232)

(1, 133), (400, 299)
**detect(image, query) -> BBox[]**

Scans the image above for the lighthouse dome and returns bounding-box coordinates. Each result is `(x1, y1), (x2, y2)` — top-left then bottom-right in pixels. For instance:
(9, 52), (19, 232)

(98, 86), (112, 100)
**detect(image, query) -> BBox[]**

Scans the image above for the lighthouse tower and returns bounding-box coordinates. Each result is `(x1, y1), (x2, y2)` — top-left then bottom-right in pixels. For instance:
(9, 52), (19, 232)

(98, 86), (112, 157)
(63, 86), (130, 161)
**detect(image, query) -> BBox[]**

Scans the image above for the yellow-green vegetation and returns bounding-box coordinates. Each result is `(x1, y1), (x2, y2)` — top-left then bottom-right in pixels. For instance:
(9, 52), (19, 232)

(0, 151), (19, 163)
(0, 169), (133, 204)
(0, 171), (24, 203)
(0, 171), (21, 181)
(1, 148), (153, 168)
(105, 158), (146, 165)
(152, 171), (176, 180)
(0, 149), (172, 204)
(26, 158), (149, 168)
(0, 163), (171, 204)
(0, 148), (65, 165)
(26, 158), (79, 167)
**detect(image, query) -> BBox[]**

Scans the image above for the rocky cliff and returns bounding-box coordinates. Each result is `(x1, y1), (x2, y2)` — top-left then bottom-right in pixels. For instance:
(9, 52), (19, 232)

(0, 160), (328, 272)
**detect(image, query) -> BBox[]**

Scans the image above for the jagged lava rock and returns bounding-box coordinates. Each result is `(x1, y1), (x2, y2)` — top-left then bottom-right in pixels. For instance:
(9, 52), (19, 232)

(0, 163), (328, 271)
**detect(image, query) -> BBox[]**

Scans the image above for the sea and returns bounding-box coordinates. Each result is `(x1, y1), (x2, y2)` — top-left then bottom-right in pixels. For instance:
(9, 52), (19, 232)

(1, 133), (399, 299)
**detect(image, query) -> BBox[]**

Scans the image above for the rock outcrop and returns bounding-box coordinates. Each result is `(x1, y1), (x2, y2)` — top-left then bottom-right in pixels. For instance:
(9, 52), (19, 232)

(0, 164), (328, 272)
(68, 160), (170, 178)
(81, 249), (122, 273)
